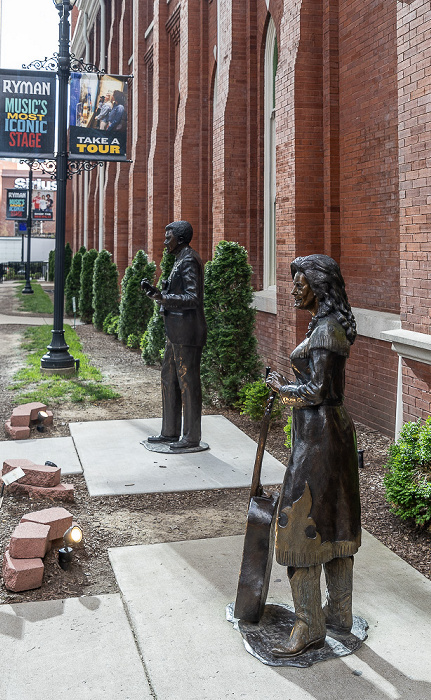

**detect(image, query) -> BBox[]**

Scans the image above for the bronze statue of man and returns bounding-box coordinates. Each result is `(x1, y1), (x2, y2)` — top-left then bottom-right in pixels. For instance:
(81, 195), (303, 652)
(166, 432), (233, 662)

(142, 221), (207, 450)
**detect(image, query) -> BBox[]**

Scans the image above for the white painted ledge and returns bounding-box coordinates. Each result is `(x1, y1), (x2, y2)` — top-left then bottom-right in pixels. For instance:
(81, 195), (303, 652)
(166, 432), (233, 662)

(351, 307), (401, 341)
(252, 288), (277, 315)
(381, 329), (431, 365)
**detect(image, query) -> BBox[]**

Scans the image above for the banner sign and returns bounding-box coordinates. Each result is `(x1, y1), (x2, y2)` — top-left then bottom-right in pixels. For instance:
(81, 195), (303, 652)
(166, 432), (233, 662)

(31, 188), (55, 220)
(6, 189), (28, 220)
(69, 72), (128, 161)
(0, 69), (56, 158)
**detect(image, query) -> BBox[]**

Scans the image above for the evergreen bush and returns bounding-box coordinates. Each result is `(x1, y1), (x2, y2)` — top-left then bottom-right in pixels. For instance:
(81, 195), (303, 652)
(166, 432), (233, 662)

(92, 249), (119, 330)
(141, 249), (175, 364)
(126, 333), (140, 349)
(65, 250), (83, 316)
(201, 240), (261, 405)
(118, 250), (156, 344)
(79, 249), (98, 323)
(384, 418), (431, 527)
(48, 249), (55, 282)
(236, 379), (282, 421)
(64, 242), (73, 281)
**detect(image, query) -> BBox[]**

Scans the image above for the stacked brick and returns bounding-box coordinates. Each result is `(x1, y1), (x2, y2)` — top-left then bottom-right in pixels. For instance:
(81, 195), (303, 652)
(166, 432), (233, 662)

(2, 507), (73, 592)
(1, 459), (74, 502)
(5, 402), (53, 440)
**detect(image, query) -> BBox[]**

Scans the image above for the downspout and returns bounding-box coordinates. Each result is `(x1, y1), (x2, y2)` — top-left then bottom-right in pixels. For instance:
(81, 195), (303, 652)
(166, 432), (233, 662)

(83, 11), (90, 249)
(98, 0), (106, 252)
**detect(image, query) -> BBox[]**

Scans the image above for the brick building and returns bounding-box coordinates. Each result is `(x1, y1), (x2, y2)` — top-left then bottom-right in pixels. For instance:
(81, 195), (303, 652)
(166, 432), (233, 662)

(69, 0), (431, 438)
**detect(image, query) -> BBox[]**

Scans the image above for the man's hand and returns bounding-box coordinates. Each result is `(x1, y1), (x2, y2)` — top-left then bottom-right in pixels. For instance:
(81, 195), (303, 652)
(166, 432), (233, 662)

(141, 279), (163, 302)
(266, 370), (284, 394)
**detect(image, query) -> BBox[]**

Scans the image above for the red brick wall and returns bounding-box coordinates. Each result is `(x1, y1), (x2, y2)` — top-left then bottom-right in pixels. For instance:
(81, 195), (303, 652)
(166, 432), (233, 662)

(397, 0), (431, 335)
(338, 0), (399, 313)
(345, 337), (398, 436)
(402, 360), (431, 423)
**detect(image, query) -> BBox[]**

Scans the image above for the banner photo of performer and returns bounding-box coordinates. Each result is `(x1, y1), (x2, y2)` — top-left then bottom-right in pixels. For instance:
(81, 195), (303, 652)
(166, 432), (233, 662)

(31, 188), (55, 220)
(0, 69), (56, 158)
(69, 73), (129, 161)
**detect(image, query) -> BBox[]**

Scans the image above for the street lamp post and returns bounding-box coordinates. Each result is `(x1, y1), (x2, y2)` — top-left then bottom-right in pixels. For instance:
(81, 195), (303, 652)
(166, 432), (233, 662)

(22, 163), (34, 295)
(40, 0), (77, 375)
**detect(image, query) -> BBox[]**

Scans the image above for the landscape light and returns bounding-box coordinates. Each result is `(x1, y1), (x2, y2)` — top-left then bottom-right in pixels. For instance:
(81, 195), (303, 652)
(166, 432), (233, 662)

(58, 524), (83, 571)
(37, 410), (49, 432)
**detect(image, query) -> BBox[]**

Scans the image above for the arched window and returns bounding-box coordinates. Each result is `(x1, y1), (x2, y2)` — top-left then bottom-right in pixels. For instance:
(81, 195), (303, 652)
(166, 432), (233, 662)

(263, 17), (278, 289)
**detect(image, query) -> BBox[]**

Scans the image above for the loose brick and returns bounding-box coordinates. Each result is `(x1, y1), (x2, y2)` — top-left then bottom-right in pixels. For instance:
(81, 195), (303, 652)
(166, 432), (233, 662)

(3, 550), (44, 592)
(9, 482), (74, 502)
(9, 522), (50, 559)
(2, 459), (61, 488)
(4, 421), (30, 440)
(21, 507), (73, 540)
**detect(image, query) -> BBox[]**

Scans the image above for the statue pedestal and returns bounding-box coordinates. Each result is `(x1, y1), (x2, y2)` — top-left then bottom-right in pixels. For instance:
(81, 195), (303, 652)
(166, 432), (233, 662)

(141, 440), (209, 454)
(226, 602), (368, 668)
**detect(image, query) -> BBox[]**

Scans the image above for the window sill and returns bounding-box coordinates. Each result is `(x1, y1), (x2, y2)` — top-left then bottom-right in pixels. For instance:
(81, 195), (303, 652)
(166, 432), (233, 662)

(381, 329), (431, 366)
(252, 288), (277, 315)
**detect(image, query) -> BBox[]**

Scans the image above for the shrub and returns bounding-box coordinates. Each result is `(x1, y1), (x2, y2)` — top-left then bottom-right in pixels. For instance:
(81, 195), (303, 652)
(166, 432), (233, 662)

(141, 249), (175, 364)
(126, 333), (140, 349)
(64, 242), (73, 281)
(107, 315), (120, 337)
(237, 379), (282, 421)
(384, 418), (431, 527)
(65, 251), (83, 316)
(118, 250), (156, 344)
(79, 249), (98, 323)
(283, 414), (293, 450)
(201, 240), (261, 406)
(92, 249), (119, 330)
(48, 249), (55, 282)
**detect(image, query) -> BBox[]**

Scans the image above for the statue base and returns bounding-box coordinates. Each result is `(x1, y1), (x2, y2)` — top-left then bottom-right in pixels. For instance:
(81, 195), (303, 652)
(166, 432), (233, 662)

(141, 440), (210, 454)
(226, 602), (368, 668)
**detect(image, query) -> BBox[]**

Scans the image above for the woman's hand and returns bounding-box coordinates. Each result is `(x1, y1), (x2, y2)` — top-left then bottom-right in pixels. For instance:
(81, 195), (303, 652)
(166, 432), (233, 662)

(266, 371), (284, 394)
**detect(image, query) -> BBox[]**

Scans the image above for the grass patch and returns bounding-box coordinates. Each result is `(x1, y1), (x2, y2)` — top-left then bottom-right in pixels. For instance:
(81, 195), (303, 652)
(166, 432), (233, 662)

(10, 324), (120, 405)
(16, 282), (54, 314)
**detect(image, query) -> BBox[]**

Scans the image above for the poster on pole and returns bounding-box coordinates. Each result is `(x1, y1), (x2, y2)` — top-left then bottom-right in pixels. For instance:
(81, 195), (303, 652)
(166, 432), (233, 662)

(6, 189), (28, 220)
(31, 188), (55, 220)
(0, 69), (56, 158)
(69, 73), (129, 161)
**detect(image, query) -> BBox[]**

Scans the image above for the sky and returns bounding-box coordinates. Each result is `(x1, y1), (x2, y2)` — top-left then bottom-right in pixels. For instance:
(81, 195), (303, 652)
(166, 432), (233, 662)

(1, 0), (59, 70)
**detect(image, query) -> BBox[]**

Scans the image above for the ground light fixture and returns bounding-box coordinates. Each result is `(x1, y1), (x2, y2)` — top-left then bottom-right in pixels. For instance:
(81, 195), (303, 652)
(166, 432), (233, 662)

(37, 410), (49, 432)
(58, 525), (83, 571)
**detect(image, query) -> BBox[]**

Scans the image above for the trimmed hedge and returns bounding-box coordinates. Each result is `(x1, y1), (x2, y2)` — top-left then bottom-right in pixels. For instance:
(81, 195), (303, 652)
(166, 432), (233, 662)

(92, 249), (119, 330)
(201, 240), (261, 405)
(65, 251), (83, 316)
(141, 249), (175, 364)
(79, 249), (98, 323)
(118, 250), (156, 344)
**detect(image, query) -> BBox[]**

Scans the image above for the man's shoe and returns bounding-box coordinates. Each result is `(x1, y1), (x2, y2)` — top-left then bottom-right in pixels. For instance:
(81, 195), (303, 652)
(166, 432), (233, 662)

(147, 434), (179, 443)
(271, 620), (325, 658)
(169, 438), (200, 450)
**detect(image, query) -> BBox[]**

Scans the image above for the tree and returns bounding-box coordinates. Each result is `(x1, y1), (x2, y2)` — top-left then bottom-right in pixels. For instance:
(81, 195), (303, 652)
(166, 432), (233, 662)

(141, 249), (175, 364)
(65, 250), (83, 316)
(92, 249), (119, 330)
(118, 250), (156, 345)
(201, 240), (261, 405)
(79, 248), (98, 323)
(48, 249), (55, 282)
(64, 242), (73, 281)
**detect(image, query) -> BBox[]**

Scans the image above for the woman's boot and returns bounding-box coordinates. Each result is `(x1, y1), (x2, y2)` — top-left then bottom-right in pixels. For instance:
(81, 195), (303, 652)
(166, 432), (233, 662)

(322, 556), (354, 633)
(272, 565), (326, 657)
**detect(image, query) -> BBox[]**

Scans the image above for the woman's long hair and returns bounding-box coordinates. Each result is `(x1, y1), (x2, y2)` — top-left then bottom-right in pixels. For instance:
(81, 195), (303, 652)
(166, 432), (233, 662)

(291, 254), (357, 345)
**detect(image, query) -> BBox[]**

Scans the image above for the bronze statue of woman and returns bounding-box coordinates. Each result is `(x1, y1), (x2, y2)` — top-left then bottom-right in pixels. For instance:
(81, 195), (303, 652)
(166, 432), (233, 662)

(266, 254), (361, 658)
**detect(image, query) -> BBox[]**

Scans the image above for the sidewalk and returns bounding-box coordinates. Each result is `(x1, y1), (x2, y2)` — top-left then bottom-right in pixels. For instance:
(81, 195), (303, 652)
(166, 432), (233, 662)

(0, 283), (430, 698)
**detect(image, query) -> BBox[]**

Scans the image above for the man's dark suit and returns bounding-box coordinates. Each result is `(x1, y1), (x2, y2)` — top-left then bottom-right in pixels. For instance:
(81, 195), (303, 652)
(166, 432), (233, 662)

(159, 245), (207, 444)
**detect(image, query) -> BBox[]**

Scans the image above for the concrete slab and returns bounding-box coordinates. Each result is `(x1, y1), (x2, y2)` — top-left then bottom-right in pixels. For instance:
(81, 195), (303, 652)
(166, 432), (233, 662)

(0, 437), (82, 475)
(109, 530), (431, 700)
(0, 314), (54, 326)
(0, 594), (151, 700)
(69, 415), (286, 496)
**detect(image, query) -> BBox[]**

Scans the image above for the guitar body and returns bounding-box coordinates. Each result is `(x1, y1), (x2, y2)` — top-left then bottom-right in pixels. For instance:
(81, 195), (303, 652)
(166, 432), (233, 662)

(234, 490), (279, 623)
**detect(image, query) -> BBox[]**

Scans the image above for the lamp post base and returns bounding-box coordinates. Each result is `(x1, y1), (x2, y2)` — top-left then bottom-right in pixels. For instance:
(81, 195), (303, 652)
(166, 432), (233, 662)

(22, 282), (34, 294)
(40, 329), (76, 375)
